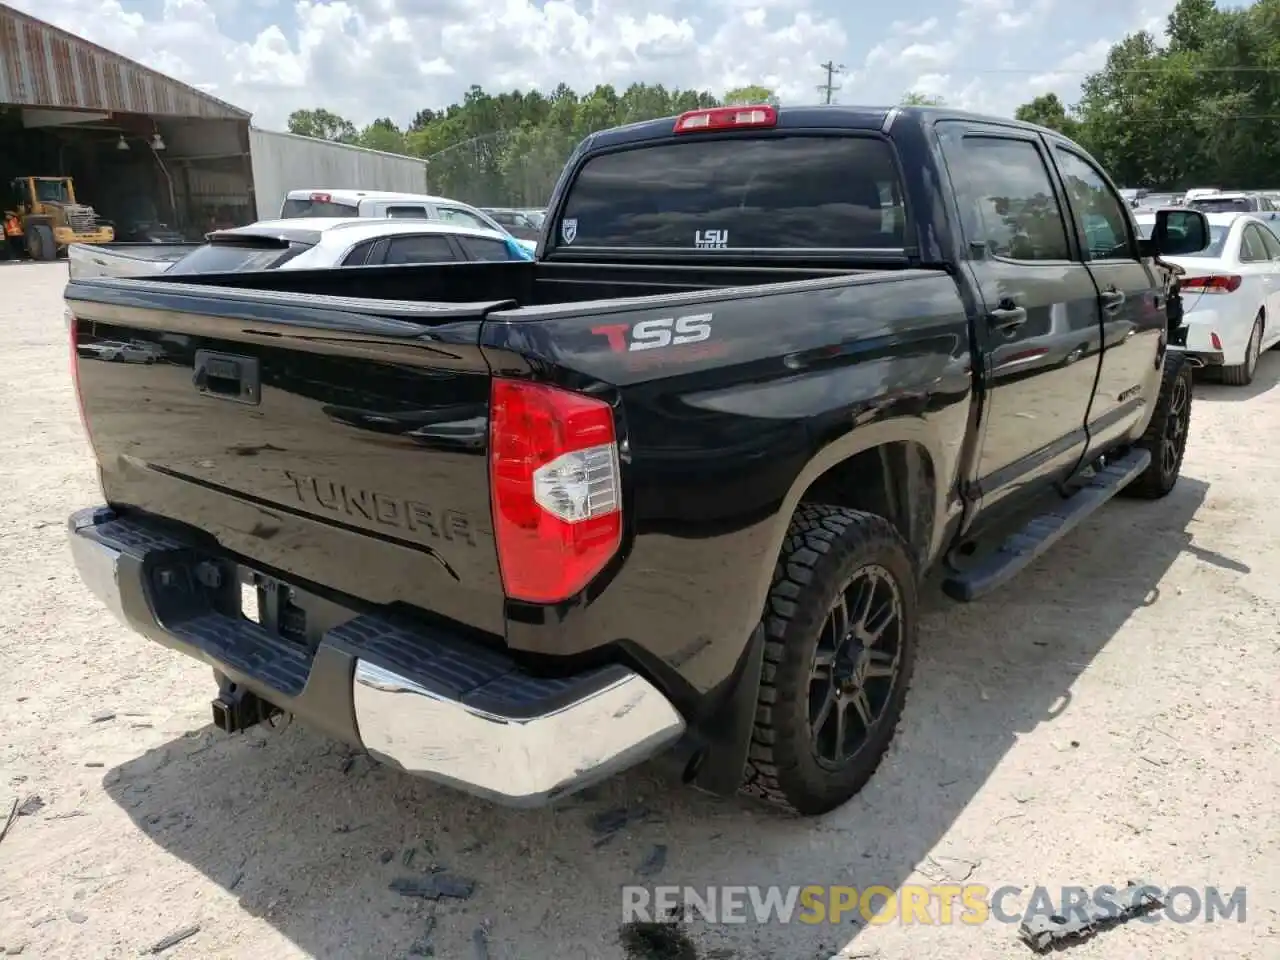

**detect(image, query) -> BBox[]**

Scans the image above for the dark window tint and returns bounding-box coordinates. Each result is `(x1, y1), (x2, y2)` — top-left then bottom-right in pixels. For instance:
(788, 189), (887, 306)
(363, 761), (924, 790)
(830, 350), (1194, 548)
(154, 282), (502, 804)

(1190, 197), (1254, 213)
(386, 205), (430, 219)
(557, 136), (907, 249)
(167, 241), (308, 275)
(947, 136), (1070, 261)
(1053, 148), (1135, 261)
(280, 198), (359, 218)
(342, 239), (378, 266)
(457, 235), (518, 261)
(384, 235), (457, 264)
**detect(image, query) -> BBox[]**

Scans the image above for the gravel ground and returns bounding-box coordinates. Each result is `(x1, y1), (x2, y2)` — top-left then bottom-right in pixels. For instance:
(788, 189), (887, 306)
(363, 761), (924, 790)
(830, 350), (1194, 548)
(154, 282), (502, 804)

(2, 260), (1278, 960)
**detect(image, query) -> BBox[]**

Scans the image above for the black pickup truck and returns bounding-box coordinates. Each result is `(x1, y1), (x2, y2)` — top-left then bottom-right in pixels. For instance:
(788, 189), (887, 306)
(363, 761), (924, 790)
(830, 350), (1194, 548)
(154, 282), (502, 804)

(64, 104), (1208, 816)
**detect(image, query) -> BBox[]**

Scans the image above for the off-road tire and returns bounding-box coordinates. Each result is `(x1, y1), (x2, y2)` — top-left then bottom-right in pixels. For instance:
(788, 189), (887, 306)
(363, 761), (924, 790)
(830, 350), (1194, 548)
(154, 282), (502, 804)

(28, 224), (56, 262)
(1221, 314), (1262, 386)
(1121, 351), (1193, 500)
(740, 505), (918, 815)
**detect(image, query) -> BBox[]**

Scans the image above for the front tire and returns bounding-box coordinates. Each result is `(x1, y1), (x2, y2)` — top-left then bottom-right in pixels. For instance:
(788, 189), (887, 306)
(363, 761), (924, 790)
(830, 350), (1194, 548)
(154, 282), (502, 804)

(1122, 352), (1193, 500)
(27, 224), (56, 262)
(741, 505), (918, 815)
(1221, 314), (1262, 386)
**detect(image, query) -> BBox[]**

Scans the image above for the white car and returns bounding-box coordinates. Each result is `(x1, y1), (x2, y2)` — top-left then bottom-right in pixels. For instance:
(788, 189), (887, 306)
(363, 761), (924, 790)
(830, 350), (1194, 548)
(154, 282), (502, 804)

(279, 189), (538, 254)
(1137, 211), (1280, 385)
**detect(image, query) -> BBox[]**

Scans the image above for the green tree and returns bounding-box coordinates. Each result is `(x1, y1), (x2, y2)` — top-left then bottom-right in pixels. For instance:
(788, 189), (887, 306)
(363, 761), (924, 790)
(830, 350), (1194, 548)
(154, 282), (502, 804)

(900, 91), (945, 106)
(395, 82), (719, 205)
(723, 85), (778, 106)
(286, 108), (358, 144)
(359, 117), (406, 154)
(1015, 0), (1280, 189)
(1014, 93), (1080, 137)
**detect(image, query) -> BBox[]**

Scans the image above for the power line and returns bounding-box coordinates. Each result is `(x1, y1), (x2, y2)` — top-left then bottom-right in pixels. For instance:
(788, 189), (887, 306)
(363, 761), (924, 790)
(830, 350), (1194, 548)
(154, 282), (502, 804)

(941, 65), (1280, 76)
(817, 61), (846, 105)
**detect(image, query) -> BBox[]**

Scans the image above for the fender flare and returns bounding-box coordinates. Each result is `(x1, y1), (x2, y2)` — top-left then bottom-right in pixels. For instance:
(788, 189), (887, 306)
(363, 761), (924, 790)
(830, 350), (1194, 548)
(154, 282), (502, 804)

(747, 417), (951, 619)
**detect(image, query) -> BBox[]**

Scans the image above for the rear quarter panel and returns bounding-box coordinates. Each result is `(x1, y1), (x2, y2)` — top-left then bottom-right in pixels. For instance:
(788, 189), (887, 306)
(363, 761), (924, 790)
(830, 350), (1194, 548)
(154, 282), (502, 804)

(481, 270), (973, 700)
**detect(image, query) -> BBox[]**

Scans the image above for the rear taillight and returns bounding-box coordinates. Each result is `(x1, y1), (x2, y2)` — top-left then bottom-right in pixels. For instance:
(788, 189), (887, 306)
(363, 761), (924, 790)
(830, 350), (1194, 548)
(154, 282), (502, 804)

(489, 378), (622, 604)
(1180, 274), (1242, 293)
(1211, 331), (1224, 351)
(673, 105), (778, 134)
(310, 192), (332, 203)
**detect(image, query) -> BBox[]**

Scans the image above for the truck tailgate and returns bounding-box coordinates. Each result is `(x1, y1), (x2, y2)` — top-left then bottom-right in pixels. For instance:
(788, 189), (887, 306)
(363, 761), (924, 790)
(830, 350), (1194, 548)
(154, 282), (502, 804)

(65, 277), (510, 637)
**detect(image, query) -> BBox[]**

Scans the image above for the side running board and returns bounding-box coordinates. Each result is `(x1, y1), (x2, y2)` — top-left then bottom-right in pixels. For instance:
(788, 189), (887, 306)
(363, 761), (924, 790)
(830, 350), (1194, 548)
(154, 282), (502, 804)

(942, 448), (1151, 603)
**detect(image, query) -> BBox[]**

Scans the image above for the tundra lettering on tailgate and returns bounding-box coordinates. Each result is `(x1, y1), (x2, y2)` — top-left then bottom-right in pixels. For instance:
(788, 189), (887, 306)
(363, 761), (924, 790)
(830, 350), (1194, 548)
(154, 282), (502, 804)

(284, 470), (476, 546)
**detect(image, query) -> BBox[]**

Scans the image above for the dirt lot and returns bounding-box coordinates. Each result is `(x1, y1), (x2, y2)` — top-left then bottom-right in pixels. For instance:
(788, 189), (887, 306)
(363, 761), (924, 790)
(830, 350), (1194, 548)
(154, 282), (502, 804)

(2, 260), (1279, 960)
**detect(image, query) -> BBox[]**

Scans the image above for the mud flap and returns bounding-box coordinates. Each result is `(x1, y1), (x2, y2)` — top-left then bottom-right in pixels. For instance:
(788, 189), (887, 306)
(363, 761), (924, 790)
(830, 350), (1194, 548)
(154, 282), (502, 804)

(690, 623), (764, 796)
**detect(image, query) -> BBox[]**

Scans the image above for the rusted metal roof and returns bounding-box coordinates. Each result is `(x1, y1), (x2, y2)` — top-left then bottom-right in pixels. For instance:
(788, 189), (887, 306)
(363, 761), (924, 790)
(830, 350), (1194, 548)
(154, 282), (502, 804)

(0, 3), (249, 119)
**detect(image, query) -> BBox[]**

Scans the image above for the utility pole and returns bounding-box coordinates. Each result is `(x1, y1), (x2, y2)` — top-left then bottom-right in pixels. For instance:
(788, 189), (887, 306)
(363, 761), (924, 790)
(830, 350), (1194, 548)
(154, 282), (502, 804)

(817, 61), (846, 105)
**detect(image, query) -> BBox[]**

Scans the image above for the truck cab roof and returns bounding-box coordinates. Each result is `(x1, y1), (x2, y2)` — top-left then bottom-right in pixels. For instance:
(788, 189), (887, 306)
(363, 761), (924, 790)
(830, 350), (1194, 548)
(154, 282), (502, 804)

(582, 103), (1075, 151)
(284, 189), (455, 205)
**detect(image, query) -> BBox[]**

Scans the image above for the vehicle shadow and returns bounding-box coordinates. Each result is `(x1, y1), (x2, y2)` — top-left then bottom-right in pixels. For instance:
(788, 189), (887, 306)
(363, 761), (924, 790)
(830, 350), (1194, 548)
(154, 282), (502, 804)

(102, 477), (1218, 960)
(1192, 350), (1280, 402)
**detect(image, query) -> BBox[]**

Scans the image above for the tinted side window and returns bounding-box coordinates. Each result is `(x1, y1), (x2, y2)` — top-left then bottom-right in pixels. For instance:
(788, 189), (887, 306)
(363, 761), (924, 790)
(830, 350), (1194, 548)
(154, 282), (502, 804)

(386, 205), (430, 219)
(1240, 225), (1266, 262)
(384, 235), (458, 264)
(457, 235), (518, 261)
(1259, 223), (1280, 259)
(1053, 148), (1135, 261)
(557, 136), (907, 250)
(946, 136), (1071, 261)
(342, 240), (377, 266)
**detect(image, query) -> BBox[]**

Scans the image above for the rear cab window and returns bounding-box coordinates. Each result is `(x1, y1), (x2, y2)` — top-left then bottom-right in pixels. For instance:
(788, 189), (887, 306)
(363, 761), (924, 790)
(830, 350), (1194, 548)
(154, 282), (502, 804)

(553, 136), (907, 252)
(167, 241), (311, 275)
(1190, 197), (1254, 214)
(280, 194), (359, 218)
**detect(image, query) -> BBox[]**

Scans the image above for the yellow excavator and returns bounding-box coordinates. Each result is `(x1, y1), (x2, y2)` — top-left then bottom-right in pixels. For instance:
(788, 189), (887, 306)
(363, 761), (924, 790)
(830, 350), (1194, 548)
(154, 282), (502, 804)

(3, 176), (114, 261)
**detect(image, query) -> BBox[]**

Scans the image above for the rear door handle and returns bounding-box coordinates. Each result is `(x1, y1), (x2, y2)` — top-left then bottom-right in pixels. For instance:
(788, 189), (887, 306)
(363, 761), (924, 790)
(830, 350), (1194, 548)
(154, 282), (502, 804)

(988, 301), (1028, 332)
(1101, 288), (1126, 313)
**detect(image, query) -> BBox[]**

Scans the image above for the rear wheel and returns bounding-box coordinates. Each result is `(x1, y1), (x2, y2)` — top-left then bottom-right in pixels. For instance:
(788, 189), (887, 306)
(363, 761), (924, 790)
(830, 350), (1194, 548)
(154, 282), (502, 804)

(1221, 314), (1262, 386)
(741, 505), (918, 815)
(1122, 352), (1193, 500)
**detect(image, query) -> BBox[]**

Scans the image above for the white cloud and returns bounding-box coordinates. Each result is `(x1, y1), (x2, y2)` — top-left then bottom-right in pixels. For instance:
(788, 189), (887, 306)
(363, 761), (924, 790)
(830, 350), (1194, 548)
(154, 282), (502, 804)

(889, 16), (939, 38)
(9, 0), (846, 128)
(5, 0), (1183, 129)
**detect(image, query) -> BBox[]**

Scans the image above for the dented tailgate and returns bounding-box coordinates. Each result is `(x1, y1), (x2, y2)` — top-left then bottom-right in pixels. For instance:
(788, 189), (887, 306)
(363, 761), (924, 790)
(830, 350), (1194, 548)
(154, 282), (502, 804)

(65, 277), (508, 637)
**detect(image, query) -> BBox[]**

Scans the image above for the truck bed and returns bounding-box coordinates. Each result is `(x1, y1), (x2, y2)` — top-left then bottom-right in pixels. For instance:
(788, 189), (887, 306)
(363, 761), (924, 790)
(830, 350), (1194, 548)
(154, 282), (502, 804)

(136, 257), (872, 309)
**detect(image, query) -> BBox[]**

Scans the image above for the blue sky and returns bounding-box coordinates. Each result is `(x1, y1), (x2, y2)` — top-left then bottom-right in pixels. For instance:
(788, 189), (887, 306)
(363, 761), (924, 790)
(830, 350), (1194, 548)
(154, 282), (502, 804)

(12, 0), (1181, 130)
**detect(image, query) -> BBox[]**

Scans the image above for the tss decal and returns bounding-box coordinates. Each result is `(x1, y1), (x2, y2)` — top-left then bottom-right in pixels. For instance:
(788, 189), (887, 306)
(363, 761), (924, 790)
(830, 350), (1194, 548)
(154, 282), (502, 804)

(591, 313), (714, 352)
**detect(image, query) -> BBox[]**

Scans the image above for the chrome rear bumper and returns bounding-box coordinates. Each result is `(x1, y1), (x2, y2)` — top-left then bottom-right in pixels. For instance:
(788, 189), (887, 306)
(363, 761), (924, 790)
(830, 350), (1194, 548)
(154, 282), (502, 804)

(68, 506), (686, 806)
(353, 661), (685, 805)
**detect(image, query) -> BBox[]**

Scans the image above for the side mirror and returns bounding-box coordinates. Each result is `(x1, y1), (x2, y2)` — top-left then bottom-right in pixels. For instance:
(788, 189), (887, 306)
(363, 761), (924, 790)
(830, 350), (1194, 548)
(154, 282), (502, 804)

(1153, 208), (1210, 256)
